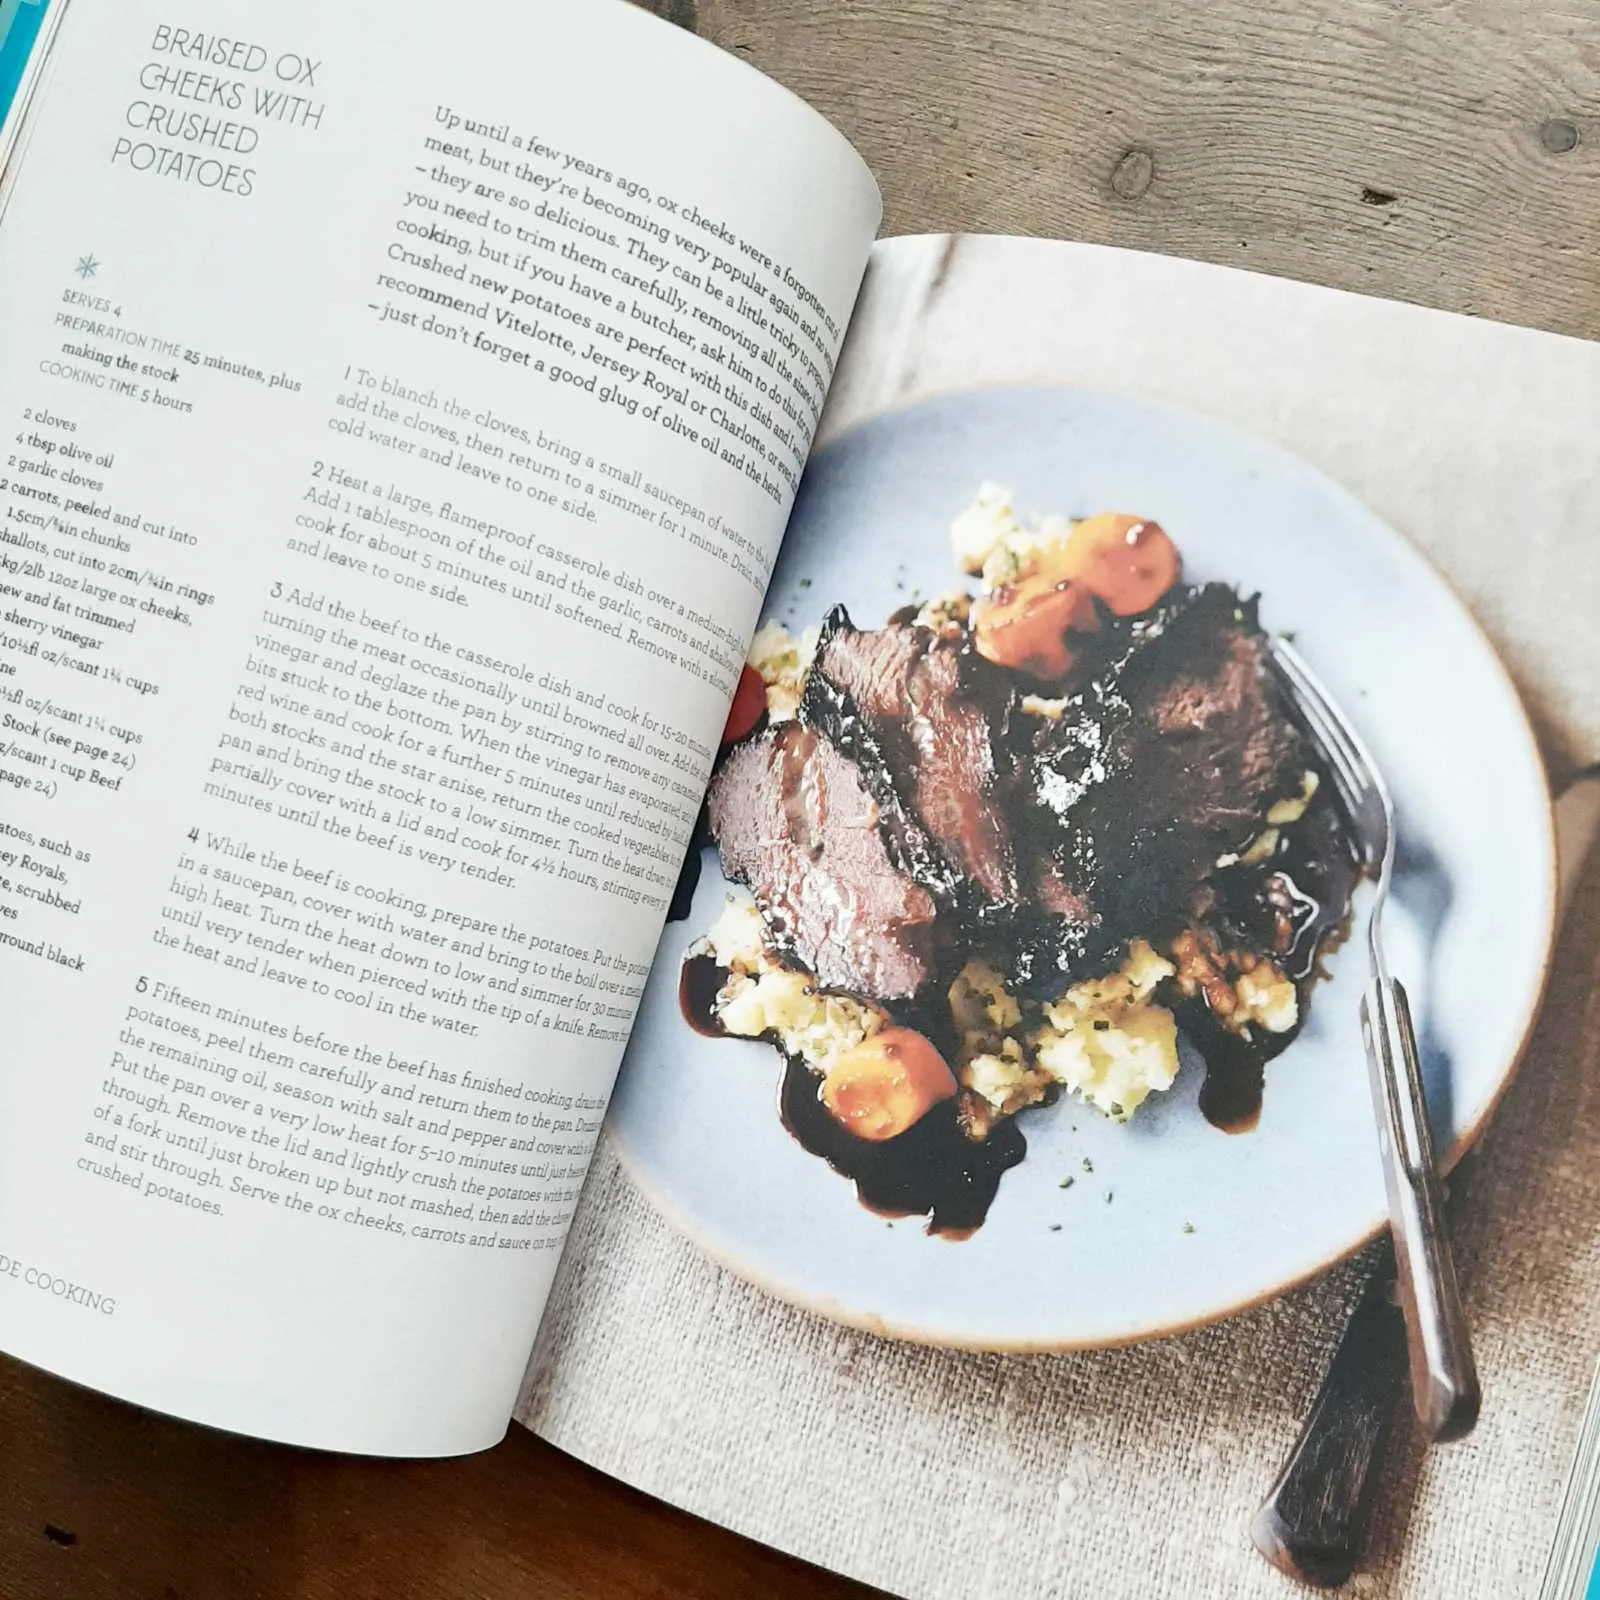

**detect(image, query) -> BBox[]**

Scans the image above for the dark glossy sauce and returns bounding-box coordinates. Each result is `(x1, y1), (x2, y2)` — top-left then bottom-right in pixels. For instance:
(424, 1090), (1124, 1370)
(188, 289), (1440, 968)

(678, 954), (729, 1038)
(1180, 782), (1360, 1133)
(665, 811), (712, 925)
(1175, 998), (1277, 1134)
(681, 696), (1362, 1212)
(679, 954), (1024, 1235)
(780, 1055), (1026, 1237)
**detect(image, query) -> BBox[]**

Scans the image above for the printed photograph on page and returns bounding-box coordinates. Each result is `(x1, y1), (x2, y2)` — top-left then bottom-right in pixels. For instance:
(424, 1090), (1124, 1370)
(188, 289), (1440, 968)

(522, 233), (1600, 1600)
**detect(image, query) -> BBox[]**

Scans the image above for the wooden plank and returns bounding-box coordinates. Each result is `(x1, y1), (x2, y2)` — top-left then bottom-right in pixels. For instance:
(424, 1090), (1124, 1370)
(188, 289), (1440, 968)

(0, 1354), (872, 1599)
(656, 0), (1600, 339)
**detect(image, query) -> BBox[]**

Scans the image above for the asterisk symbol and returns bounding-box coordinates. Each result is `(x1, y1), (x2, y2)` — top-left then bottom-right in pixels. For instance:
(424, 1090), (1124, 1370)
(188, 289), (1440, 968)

(74, 254), (99, 280)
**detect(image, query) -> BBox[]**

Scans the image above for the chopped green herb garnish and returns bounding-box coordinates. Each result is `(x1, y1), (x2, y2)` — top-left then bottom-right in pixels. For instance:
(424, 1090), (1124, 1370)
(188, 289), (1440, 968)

(1058, 1176), (1075, 1190)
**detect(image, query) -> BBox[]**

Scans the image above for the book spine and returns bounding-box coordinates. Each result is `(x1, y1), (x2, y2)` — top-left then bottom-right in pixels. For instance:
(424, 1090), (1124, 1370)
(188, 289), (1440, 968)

(0, 0), (65, 197)
(1540, 1359), (1600, 1600)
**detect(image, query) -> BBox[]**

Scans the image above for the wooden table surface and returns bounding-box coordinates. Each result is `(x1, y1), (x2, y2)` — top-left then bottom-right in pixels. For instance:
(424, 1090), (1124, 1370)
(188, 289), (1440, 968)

(6, 1), (1597, 1595)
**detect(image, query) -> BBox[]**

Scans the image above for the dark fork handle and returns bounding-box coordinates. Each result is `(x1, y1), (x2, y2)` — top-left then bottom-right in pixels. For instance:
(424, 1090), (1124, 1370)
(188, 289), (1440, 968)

(1361, 975), (1481, 1442)
(1254, 768), (1600, 1586)
(1250, 1244), (1408, 1588)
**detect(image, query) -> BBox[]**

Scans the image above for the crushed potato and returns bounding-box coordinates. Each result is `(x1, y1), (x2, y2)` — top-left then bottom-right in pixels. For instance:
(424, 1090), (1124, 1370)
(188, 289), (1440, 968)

(699, 786), (1303, 1140)
(948, 959), (1024, 1051)
(746, 621), (819, 722)
(1020, 693), (1070, 720)
(1236, 965), (1299, 1034)
(1267, 768), (1320, 826)
(1169, 927), (1298, 1037)
(963, 1038), (1056, 1122)
(701, 899), (883, 1072)
(949, 962), (1055, 1127)
(948, 482), (1074, 589)
(912, 590), (974, 635)
(950, 482), (1029, 576)
(1234, 827), (1281, 867)
(703, 898), (770, 975)
(952, 947), (1184, 1127)
(1220, 771), (1319, 865)
(1030, 940), (1182, 1122)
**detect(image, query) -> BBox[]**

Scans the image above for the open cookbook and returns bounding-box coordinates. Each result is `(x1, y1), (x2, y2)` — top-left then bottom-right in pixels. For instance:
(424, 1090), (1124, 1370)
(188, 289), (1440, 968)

(3, 2), (1599, 1596)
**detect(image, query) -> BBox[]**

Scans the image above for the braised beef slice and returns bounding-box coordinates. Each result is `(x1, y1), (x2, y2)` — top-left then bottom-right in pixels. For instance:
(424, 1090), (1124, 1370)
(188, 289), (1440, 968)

(806, 607), (1020, 906)
(1013, 584), (1308, 983)
(707, 720), (944, 1000)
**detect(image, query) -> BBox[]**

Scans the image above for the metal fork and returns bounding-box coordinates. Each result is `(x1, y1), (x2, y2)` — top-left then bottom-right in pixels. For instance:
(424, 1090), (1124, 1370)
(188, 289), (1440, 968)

(1268, 638), (1480, 1444)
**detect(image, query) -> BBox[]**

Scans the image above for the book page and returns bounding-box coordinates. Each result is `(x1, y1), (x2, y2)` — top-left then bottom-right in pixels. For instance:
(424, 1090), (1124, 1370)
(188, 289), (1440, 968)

(520, 233), (1599, 1599)
(0, 0), (877, 1456)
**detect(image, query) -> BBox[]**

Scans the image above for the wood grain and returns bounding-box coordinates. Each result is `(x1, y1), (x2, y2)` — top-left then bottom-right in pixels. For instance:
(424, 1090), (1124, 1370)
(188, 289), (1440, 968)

(7, 3), (1599, 1596)
(666, 0), (1600, 340)
(0, 1354), (874, 1600)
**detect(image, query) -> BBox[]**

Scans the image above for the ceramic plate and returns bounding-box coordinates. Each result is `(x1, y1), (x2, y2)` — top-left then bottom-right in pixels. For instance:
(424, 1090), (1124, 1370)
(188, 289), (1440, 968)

(607, 388), (1555, 1351)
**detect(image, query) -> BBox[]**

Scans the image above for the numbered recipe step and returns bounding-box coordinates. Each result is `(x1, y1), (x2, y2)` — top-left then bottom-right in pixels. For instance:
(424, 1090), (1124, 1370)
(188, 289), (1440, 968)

(202, 585), (709, 913)
(82, 975), (610, 1251)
